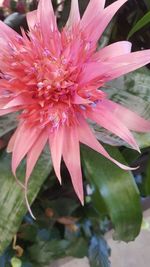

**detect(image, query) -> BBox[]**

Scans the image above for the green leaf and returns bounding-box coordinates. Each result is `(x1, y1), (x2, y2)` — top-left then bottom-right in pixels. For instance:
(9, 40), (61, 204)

(91, 189), (108, 217)
(29, 239), (69, 266)
(0, 114), (17, 137)
(82, 145), (142, 242)
(65, 238), (88, 258)
(29, 237), (88, 266)
(144, 156), (150, 195)
(0, 149), (52, 254)
(127, 11), (150, 39)
(18, 224), (38, 242)
(121, 148), (139, 165)
(88, 236), (110, 267)
(95, 68), (150, 148)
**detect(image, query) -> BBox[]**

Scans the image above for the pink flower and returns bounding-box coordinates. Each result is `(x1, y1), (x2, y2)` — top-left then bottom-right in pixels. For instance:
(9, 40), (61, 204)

(1, 0), (10, 8)
(0, 0), (150, 210)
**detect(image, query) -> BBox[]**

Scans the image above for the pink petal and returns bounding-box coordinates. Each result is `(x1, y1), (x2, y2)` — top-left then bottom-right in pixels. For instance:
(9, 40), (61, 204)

(93, 41), (132, 61)
(0, 98), (9, 108)
(104, 50), (150, 81)
(37, 0), (60, 55)
(101, 99), (150, 132)
(26, 130), (48, 185)
(12, 123), (41, 176)
(84, 0), (127, 44)
(49, 127), (64, 184)
(81, 0), (105, 29)
(37, 0), (57, 33)
(81, 50), (150, 86)
(7, 128), (19, 153)
(26, 10), (37, 30)
(62, 126), (84, 204)
(87, 106), (140, 151)
(78, 117), (136, 170)
(3, 94), (35, 109)
(0, 107), (19, 116)
(72, 93), (92, 104)
(6, 126), (26, 189)
(0, 20), (18, 41)
(66, 0), (80, 28)
(24, 188), (36, 220)
(79, 62), (109, 84)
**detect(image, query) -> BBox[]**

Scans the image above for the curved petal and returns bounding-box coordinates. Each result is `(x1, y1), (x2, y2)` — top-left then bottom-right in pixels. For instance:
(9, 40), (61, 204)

(93, 41), (132, 61)
(101, 99), (150, 132)
(12, 123), (41, 176)
(7, 127), (25, 189)
(49, 127), (64, 184)
(78, 117), (136, 170)
(104, 50), (150, 81)
(3, 94), (35, 109)
(37, 0), (60, 55)
(79, 61), (108, 84)
(66, 0), (80, 28)
(0, 20), (18, 41)
(0, 96), (12, 107)
(37, 0), (56, 32)
(87, 106), (140, 151)
(7, 127), (19, 153)
(26, 10), (37, 30)
(62, 126), (84, 204)
(81, 0), (105, 29)
(83, 0), (127, 44)
(81, 49), (150, 86)
(0, 107), (20, 116)
(26, 130), (48, 185)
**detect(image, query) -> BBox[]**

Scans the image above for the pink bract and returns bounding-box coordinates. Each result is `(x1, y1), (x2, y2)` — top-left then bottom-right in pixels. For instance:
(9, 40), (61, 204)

(0, 0), (150, 210)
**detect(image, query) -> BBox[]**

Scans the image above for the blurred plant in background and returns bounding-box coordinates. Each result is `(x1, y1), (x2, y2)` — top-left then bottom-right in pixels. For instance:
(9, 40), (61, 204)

(0, 0), (150, 266)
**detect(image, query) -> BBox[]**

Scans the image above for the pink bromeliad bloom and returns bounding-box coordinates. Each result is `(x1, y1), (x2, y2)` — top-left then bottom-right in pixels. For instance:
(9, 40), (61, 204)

(1, 0), (150, 209)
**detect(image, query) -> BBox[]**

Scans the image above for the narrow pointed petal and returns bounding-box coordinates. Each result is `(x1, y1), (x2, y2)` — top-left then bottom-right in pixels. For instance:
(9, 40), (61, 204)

(81, 0), (105, 28)
(12, 123), (41, 176)
(66, 0), (80, 28)
(26, 130), (48, 185)
(0, 20), (18, 41)
(78, 118), (135, 170)
(49, 127), (64, 184)
(93, 41), (132, 61)
(7, 127), (25, 189)
(3, 94), (35, 109)
(37, 0), (60, 55)
(87, 106), (139, 151)
(0, 107), (19, 116)
(63, 126), (84, 204)
(25, 187), (36, 220)
(7, 128), (19, 153)
(0, 97), (10, 107)
(84, 0), (127, 43)
(80, 62), (109, 84)
(82, 50), (150, 86)
(102, 99), (150, 132)
(104, 50), (150, 81)
(26, 10), (37, 30)
(37, 0), (57, 32)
